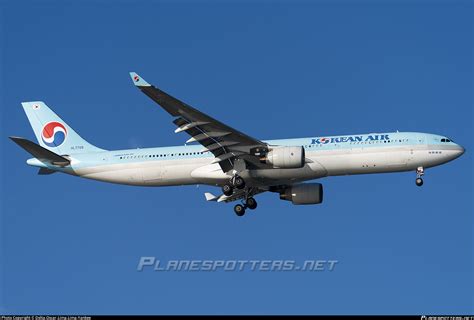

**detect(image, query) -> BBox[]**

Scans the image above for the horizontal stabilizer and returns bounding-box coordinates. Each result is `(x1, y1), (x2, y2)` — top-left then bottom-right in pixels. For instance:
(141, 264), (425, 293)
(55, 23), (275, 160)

(9, 136), (70, 166)
(204, 192), (218, 201)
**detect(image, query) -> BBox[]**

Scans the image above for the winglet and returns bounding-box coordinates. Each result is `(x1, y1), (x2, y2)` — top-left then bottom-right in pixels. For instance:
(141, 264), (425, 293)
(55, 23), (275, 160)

(204, 192), (218, 201)
(129, 72), (151, 87)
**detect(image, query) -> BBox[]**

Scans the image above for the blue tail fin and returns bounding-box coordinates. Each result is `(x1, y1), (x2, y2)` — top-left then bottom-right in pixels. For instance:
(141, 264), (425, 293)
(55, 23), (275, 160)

(21, 101), (105, 154)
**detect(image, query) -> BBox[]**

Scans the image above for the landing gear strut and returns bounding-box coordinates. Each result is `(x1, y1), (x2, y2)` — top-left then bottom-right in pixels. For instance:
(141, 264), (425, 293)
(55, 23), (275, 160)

(415, 167), (424, 187)
(223, 175), (257, 216)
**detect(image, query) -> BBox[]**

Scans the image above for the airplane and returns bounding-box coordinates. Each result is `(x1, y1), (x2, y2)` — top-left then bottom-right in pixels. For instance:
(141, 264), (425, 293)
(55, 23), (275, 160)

(10, 72), (465, 216)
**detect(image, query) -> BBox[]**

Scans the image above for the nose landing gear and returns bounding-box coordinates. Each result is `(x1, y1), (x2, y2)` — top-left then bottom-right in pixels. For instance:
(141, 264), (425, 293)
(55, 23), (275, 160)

(416, 178), (423, 187)
(415, 167), (424, 187)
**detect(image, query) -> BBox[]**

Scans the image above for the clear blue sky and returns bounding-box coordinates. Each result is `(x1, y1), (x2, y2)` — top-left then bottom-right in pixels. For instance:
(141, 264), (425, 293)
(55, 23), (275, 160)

(1, 0), (472, 315)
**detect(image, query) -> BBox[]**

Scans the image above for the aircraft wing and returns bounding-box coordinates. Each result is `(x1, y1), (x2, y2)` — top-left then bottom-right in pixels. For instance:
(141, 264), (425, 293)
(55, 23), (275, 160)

(129, 72), (270, 173)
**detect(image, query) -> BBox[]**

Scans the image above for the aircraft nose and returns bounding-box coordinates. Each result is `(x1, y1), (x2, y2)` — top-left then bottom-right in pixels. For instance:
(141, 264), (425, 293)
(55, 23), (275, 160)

(455, 144), (465, 157)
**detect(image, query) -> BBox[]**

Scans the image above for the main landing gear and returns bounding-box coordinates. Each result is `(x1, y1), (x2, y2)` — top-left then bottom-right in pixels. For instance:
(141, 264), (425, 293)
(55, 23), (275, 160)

(415, 166), (424, 187)
(222, 175), (246, 196)
(221, 175), (257, 217)
(233, 197), (258, 217)
(234, 204), (246, 216)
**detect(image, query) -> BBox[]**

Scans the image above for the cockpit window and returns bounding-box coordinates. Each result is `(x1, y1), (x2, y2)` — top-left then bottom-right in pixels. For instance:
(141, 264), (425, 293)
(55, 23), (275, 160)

(441, 138), (452, 143)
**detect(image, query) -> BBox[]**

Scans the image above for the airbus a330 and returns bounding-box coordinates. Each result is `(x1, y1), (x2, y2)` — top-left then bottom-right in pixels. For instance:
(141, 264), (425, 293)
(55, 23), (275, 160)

(10, 73), (465, 216)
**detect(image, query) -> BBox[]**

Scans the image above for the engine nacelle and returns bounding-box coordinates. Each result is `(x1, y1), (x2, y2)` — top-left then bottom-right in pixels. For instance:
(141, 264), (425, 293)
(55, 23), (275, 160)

(264, 146), (305, 169)
(280, 183), (323, 205)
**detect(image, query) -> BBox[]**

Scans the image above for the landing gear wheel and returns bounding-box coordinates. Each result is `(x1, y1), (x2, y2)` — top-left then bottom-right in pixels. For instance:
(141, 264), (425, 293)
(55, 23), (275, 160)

(234, 204), (246, 216)
(415, 167), (424, 187)
(416, 177), (423, 187)
(233, 176), (245, 189)
(222, 184), (233, 196)
(246, 197), (257, 210)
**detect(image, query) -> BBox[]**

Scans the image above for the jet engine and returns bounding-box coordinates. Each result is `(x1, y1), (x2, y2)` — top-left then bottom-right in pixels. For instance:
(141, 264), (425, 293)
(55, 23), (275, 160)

(279, 183), (323, 205)
(263, 146), (305, 169)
